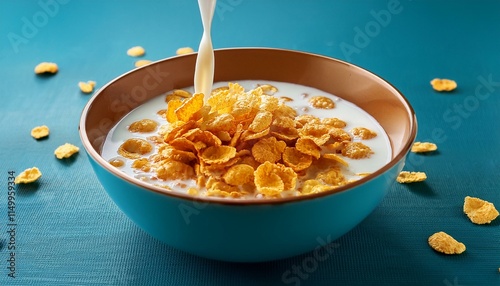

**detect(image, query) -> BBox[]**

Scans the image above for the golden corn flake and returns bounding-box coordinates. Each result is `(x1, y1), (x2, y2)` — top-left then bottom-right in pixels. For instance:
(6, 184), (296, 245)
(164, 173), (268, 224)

(430, 78), (457, 92)
(118, 138), (152, 159)
(200, 145), (237, 164)
(135, 59), (152, 67)
(301, 179), (335, 195)
(54, 143), (80, 159)
(254, 162), (297, 197)
(396, 171), (427, 183)
(316, 167), (346, 186)
(176, 47), (194, 55)
(322, 153), (349, 167)
(282, 147), (313, 172)
(350, 127), (377, 140)
(132, 158), (151, 172)
(298, 123), (330, 146)
(175, 93), (204, 122)
(295, 138), (321, 159)
(257, 84), (278, 95)
(128, 119), (158, 133)
(165, 89), (192, 101)
(34, 62), (58, 74)
(14, 167), (42, 184)
(463, 196), (499, 224)
(428, 231), (466, 255)
(156, 160), (194, 180)
(108, 158), (125, 168)
(166, 99), (183, 123)
(321, 117), (346, 128)
(411, 142), (438, 153)
(248, 111), (273, 133)
(341, 142), (372, 159)
(309, 96), (335, 109)
(78, 81), (96, 93)
(127, 46), (145, 57)
(251, 137), (286, 164)
(223, 164), (255, 186)
(31, 125), (49, 139)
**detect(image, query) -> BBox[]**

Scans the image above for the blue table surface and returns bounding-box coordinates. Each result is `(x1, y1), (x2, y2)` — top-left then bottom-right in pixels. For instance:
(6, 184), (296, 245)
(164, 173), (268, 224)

(1, 0), (500, 285)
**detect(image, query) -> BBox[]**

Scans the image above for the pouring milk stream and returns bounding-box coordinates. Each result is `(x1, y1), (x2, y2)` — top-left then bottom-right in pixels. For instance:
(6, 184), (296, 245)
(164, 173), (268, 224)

(194, 0), (216, 99)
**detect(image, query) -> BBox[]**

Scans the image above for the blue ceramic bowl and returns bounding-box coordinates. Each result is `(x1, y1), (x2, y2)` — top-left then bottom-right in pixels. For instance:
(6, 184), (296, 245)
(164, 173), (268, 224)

(79, 48), (417, 262)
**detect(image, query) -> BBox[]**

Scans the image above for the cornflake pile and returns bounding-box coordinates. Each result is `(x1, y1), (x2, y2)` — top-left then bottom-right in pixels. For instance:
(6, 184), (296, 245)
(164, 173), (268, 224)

(117, 83), (378, 199)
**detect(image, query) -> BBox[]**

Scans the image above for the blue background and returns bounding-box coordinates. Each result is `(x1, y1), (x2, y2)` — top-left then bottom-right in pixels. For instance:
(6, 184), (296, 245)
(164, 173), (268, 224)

(1, 0), (500, 285)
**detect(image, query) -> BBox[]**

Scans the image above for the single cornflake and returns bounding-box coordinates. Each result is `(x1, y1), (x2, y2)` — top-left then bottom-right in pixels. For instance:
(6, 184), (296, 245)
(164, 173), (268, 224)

(34, 62), (58, 74)
(128, 119), (158, 133)
(31, 125), (49, 139)
(396, 171), (427, 183)
(54, 143), (80, 159)
(341, 142), (372, 159)
(78, 81), (96, 93)
(309, 96), (335, 109)
(282, 147), (313, 172)
(411, 142), (437, 153)
(200, 145), (237, 165)
(176, 47), (194, 55)
(251, 137), (286, 164)
(430, 78), (457, 92)
(118, 138), (152, 159)
(428, 231), (466, 255)
(223, 164), (255, 186)
(350, 127), (377, 140)
(14, 167), (42, 184)
(127, 46), (145, 57)
(135, 60), (152, 67)
(463, 196), (499, 224)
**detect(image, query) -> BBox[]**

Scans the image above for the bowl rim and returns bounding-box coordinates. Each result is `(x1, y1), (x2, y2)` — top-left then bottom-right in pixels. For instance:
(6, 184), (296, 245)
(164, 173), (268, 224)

(79, 47), (417, 206)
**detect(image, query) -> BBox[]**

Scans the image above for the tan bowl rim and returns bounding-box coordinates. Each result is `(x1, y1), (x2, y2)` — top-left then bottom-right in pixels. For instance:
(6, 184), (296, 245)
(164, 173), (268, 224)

(79, 47), (417, 206)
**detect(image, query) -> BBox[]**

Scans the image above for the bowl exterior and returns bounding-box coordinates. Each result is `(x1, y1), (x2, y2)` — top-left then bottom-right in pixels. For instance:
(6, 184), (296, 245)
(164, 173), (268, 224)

(87, 153), (405, 262)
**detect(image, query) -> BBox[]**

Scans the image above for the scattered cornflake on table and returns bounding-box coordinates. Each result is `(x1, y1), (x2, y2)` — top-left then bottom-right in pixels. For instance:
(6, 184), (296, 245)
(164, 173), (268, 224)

(463, 196), (499, 225)
(428, 231), (466, 255)
(127, 46), (145, 57)
(411, 142), (437, 153)
(135, 59), (152, 67)
(430, 78), (457, 92)
(176, 47), (194, 55)
(34, 62), (58, 74)
(396, 171), (427, 183)
(78, 81), (96, 93)
(54, 143), (80, 159)
(31, 125), (50, 139)
(15, 167), (42, 184)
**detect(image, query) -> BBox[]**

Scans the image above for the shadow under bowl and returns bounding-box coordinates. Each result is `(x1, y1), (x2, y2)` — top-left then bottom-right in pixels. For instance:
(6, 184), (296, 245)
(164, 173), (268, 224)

(79, 48), (417, 262)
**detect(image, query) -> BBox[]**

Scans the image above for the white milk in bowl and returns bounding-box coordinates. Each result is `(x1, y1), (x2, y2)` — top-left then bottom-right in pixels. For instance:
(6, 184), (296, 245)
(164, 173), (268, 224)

(101, 80), (392, 199)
